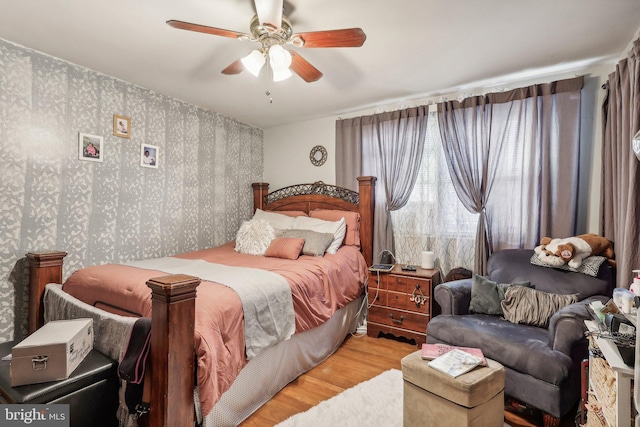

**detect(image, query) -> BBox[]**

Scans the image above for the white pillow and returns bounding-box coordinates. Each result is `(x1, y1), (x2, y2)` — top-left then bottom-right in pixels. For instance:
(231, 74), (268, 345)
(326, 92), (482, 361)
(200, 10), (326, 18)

(235, 219), (276, 256)
(252, 208), (296, 230)
(293, 216), (346, 255)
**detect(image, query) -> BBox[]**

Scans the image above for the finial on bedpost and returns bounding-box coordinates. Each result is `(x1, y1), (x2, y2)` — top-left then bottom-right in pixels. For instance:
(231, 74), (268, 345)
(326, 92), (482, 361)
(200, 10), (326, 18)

(252, 182), (269, 212)
(357, 176), (376, 266)
(146, 274), (200, 427)
(26, 251), (67, 333)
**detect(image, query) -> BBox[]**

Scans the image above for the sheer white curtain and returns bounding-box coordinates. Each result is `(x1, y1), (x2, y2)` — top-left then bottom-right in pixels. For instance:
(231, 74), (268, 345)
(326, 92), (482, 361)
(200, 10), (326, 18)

(391, 111), (476, 276)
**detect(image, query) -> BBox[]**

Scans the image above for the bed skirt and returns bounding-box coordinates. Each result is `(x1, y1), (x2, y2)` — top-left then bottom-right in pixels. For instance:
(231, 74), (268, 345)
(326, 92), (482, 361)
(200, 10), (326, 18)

(204, 295), (365, 426)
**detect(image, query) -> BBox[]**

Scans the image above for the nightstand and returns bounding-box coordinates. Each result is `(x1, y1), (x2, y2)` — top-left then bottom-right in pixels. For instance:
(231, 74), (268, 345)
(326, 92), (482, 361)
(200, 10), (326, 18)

(367, 264), (441, 346)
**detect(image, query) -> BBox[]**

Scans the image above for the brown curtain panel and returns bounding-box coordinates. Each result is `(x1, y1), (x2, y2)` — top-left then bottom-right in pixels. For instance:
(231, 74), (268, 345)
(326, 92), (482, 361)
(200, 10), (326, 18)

(336, 107), (428, 262)
(438, 76), (584, 274)
(601, 38), (640, 287)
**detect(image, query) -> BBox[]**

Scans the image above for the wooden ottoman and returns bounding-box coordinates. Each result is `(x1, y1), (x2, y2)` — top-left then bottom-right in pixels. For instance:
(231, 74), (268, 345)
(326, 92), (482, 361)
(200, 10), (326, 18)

(401, 350), (505, 427)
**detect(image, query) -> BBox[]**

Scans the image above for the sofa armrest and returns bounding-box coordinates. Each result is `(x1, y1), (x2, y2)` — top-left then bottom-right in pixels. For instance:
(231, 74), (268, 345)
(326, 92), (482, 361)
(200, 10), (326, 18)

(547, 295), (610, 354)
(433, 279), (472, 315)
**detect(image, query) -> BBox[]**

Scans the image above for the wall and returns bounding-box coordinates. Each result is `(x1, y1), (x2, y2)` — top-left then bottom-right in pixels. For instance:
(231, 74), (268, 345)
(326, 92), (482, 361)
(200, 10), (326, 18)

(0, 39), (263, 342)
(264, 66), (613, 235)
(263, 117), (335, 191)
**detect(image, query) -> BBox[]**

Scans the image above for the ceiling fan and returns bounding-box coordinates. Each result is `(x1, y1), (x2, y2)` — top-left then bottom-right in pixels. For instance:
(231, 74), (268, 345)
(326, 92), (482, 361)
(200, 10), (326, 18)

(166, 0), (366, 83)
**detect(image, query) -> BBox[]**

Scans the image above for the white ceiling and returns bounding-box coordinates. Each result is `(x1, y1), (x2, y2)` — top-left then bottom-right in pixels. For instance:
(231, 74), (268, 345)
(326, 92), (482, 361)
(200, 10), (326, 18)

(1, 0), (639, 129)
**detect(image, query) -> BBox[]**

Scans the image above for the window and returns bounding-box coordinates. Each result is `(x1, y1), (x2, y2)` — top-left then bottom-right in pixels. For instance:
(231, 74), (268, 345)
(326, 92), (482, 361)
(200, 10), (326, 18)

(391, 112), (476, 274)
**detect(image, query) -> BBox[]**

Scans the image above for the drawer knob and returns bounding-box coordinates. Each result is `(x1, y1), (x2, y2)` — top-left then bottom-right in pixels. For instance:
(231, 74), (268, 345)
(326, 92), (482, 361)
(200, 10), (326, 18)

(388, 313), (405, 325)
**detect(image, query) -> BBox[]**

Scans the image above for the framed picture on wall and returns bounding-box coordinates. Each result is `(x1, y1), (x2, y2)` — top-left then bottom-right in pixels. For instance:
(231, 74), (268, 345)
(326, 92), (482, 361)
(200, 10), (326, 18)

(140, 144), (159, 169)
(113, 114), (131, 138)
(78, 133), (103, 162)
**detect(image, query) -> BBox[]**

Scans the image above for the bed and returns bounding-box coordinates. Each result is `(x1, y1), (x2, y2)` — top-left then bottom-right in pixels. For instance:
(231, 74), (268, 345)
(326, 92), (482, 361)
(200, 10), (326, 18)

(26, 176), (376, 427)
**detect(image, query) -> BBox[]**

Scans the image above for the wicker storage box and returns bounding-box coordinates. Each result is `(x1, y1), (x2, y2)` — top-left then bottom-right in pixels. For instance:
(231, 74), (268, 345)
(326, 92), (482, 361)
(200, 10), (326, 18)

(587, 351), (617, 426)
(584, 392), (608, 427)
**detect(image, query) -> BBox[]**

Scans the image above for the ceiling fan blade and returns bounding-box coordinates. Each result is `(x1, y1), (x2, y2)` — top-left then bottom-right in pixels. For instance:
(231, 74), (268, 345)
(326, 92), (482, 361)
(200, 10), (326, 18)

(166, 20), (249, 40)
(254, 0), (283, 31)
(292, 28), (366, 48)
(290, 51), (323, 82)
(221, 59), (244, 75)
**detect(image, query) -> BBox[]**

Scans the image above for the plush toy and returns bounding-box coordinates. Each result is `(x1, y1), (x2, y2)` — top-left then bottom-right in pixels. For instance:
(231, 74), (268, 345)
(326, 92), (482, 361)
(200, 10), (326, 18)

(534, 233), (615, 269)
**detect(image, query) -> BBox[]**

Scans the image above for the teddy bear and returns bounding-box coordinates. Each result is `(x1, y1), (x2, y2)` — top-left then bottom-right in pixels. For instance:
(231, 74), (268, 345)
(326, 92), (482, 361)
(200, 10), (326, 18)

(534, 233), (615, 269)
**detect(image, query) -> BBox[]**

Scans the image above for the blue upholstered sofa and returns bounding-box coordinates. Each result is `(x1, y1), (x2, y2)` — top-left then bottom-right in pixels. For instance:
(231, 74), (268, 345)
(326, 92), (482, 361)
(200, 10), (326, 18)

(426, 249), (614, 427)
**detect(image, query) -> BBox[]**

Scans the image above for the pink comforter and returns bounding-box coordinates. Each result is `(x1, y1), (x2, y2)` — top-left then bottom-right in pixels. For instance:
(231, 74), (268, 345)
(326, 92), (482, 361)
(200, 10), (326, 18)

(62, 242), (367, 415)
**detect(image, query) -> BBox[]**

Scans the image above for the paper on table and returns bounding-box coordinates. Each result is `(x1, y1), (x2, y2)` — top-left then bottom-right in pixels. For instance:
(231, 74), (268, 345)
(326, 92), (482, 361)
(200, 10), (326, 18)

(428, 348), (482, 377)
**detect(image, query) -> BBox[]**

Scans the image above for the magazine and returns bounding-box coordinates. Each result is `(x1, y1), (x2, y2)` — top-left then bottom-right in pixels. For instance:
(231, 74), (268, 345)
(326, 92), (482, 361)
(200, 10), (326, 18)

(428, 348), (483, 377)
(421, 343), (487, 366)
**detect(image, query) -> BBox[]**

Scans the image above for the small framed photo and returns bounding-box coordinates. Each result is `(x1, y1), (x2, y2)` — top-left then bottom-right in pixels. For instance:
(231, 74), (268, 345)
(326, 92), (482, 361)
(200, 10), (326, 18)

(113, 114), (131, 139)
(78, 133), (103, 162)
(140, 144), (159, 168)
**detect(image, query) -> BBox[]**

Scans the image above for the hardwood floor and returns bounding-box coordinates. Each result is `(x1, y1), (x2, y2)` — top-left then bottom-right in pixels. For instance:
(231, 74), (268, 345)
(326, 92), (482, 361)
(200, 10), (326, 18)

(239, 333), (578, 427)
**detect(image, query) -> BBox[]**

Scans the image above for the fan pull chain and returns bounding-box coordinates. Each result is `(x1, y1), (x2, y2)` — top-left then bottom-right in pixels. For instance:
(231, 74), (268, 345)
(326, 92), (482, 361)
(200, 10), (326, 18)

(264, 59), (274, 104)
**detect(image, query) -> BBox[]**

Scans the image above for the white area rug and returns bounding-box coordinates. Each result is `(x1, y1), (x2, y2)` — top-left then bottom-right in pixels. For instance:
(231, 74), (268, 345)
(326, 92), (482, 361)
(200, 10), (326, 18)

(275, 368), (511, 427)
(275, 369), (403, 427)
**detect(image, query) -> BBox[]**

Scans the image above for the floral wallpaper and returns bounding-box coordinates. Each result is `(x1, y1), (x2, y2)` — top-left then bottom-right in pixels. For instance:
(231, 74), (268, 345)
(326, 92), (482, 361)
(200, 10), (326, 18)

(0, 39), (263, 342)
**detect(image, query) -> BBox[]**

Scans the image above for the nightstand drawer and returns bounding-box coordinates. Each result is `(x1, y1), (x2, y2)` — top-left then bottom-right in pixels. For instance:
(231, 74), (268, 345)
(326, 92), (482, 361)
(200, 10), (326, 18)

(386, 290), (431, 314)
(387, 275), (408, 293)
(404, 277), (432, 296)
(368, 288), (386, 306)
(368, 305), (430, 333)
(387, 291), (407, 310)
(368, 272), (383, 286)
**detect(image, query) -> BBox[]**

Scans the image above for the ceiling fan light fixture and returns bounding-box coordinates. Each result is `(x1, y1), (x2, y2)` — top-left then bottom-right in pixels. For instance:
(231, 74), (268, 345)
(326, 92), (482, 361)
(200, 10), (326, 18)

(272, 67), (293, 82)
(241, 50), (266, 77)
(268, 45), (292, 70)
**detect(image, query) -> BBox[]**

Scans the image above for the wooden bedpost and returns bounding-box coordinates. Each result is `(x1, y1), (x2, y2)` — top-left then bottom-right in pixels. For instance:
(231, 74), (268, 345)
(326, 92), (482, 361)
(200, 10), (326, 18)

(146, 274), (200, 427)
(252, 182), (269, 212)
(357, 176), (376, 267)
(26, 251), (67, 333)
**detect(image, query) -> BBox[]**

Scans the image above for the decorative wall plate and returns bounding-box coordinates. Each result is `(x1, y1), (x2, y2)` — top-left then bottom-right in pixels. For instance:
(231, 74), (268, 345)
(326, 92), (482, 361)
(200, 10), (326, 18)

(310, 145), (327, 166)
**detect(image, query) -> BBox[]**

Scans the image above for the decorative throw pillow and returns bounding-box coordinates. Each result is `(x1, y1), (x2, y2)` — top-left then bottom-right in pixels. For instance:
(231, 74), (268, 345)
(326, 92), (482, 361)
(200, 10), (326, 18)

(310, 209), (361, 247)
(529, 254), (606, 277)
(276, 229), (334, 257)
(501, 286), (578, 328)
(265, 237), (305, 260)
(234, 219), (276, 256)
(252, 209), (297, 230)
(292, 216), (346, 255)
(469, 275), (532, 316)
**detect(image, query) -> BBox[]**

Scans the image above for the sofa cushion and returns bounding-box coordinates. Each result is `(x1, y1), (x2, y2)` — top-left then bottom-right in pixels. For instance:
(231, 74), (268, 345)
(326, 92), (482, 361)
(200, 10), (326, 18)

(487, 249), (613, 299)
(468, 275), (531, 316)
(501, 286), (578, 328)
(426, 314), (573, 386)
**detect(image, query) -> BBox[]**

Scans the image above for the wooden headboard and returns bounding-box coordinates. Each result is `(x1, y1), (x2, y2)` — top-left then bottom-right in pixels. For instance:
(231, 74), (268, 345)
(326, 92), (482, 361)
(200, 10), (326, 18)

(252, 176), (376, 266)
